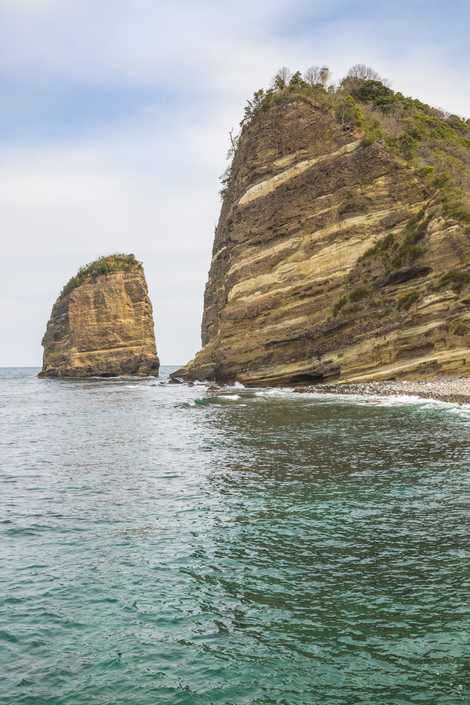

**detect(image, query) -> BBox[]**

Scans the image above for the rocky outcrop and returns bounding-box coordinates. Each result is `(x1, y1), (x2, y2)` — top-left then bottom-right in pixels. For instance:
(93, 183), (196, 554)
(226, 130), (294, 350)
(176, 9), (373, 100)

(174, 87), (470, 385)
(40, 254), (159, 378)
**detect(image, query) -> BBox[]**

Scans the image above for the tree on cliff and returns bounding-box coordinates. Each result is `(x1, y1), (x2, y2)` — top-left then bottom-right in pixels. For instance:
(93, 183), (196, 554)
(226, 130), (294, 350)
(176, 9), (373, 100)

(289, 71), (308, 90)
(304, 65), (330, 88)
(241, 88), (268, 126)
(346, 64), (389, 86)
(273, 66), (292, 90)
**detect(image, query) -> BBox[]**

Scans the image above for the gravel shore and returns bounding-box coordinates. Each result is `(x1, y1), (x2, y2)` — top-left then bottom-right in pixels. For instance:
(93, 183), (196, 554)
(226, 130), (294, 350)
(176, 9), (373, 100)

(295, 377), (470, 405)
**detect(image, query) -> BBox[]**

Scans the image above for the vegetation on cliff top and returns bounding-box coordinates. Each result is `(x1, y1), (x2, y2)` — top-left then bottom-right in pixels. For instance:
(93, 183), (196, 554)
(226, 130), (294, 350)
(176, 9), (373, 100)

(220, 64), (470, 227)
(60, 254), (143, 297)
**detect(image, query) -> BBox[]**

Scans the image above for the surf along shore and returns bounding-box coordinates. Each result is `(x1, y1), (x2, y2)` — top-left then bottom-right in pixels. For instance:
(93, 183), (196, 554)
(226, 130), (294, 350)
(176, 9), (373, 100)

(294, 377), (470, 406)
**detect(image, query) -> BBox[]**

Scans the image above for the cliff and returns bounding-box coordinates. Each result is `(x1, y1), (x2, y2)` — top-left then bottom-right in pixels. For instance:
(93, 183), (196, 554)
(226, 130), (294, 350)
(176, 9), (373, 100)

(39, 254), (159, 378)
(175, 73), (470, 385)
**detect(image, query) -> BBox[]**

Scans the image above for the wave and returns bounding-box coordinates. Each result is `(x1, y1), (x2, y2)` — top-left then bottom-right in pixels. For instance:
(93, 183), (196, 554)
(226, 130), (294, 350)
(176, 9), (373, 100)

(252, 387), (470, 418)
(254, 388), (294, 397)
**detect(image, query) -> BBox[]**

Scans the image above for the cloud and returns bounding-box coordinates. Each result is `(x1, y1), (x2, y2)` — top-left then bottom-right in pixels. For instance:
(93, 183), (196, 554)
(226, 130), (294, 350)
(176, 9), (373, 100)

(0, 107), (225, 365)
(0, 0), (469, 365)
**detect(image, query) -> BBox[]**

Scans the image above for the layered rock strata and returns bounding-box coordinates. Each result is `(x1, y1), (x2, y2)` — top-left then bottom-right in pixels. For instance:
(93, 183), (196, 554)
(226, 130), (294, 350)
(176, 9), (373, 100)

(175, 93), (470, 385)
(40, 255), (159, 378)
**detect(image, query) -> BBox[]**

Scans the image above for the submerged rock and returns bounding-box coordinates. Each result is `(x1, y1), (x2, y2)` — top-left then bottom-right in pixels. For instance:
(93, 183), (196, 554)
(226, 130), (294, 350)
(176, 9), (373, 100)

(173, 79), (470, 385)
(39, 254), (159, 378)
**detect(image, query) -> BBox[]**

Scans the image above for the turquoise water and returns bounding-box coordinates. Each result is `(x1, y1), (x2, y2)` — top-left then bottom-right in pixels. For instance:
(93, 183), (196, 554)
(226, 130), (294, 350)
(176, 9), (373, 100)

(1, 367), (469, 704)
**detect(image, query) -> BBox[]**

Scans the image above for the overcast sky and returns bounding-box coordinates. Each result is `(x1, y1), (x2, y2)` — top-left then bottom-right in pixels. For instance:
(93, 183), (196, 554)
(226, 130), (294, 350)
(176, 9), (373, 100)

(1, 0), (469, 365)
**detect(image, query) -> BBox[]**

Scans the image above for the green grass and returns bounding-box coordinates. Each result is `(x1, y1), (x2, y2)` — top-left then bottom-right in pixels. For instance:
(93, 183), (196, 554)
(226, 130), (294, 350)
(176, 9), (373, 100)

(333, 295), (347, 316)
(389, 243), (425, 271)
(439, 270), (470, 293)
(349, 286), (370, 302)
(61, 254), (143, 297)
(358, 209), (430, 273)
(332, 286), (371, 316)
(358, 233), (395, 263)
(378, 210), (430, 271)
(237, 70), (470, 226)
(397, 291), (419, 310)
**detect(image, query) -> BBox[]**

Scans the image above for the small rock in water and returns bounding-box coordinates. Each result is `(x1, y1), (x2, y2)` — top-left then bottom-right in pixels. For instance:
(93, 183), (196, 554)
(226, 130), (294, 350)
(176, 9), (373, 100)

(207, 384), (223, 393)
(168, 377), (184, 384)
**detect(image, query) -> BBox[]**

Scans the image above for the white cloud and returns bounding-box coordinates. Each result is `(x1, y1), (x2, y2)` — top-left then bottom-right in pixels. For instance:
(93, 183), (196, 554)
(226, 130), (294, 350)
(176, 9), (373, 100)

(0, 108), (226, 365)
(0, 0), (469, 365)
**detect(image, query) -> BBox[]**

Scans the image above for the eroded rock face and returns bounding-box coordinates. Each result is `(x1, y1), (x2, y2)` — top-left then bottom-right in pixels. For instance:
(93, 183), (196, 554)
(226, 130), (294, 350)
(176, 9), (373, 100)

(40, 260), (159, 378)
(175, 95), (470, 385)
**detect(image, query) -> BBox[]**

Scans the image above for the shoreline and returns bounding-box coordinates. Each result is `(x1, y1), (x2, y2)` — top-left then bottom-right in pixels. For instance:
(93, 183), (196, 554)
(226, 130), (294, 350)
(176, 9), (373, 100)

(294, 377), (470, 406)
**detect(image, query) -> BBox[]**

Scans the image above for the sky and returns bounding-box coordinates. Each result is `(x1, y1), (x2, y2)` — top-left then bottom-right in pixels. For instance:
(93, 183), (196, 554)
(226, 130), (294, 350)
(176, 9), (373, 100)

(1, 0), (469, 366)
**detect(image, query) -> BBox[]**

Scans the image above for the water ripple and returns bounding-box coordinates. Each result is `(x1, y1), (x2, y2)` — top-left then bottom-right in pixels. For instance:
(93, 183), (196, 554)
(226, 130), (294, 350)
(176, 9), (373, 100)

(0, 368), (469, 704)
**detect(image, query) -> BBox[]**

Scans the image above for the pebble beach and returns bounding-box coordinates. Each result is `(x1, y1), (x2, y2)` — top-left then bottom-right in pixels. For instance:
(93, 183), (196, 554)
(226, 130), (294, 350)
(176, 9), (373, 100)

(299, 377), (470, 405)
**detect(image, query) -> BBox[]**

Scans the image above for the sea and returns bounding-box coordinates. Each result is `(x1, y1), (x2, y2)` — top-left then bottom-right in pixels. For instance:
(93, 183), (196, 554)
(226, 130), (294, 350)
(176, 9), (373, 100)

(1, 366), (469, 704)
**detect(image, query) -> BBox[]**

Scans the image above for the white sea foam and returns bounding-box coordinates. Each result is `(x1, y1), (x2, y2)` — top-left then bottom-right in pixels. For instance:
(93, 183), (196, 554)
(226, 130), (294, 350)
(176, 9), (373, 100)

(444, 403), (470, 419)
(254, 388), (294, 397)
(319, 392), (454, 409)
(252, 386), (470, 419)
(345, 393), (443, 407)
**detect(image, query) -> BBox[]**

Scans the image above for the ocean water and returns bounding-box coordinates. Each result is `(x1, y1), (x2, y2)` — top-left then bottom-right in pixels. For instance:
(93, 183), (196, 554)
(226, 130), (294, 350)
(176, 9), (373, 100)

(1, 366), (469, 705)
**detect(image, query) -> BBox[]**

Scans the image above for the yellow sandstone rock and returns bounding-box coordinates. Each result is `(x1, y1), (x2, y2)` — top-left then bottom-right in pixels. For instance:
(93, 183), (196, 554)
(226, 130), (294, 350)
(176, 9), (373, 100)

(39, 255), (159, 378)
(174, 91), (470, 385)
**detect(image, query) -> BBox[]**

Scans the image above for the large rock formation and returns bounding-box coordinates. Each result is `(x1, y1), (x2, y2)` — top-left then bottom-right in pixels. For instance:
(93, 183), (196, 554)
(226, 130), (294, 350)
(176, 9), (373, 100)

(174, 77), (470, 385)
(40, 254), (159, 378)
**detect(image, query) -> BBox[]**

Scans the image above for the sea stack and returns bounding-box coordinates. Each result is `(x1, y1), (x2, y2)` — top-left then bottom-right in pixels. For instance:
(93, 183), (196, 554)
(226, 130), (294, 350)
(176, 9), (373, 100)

(174, 73), (470, 385)
(39, 254), (159, 378)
